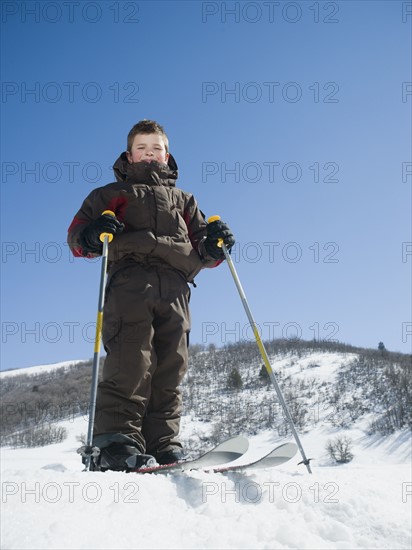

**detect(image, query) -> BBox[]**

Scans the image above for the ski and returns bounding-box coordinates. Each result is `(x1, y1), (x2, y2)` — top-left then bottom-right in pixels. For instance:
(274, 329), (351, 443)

(209, 442), (298, 473)
(133, 438), (298, 475)
(132, 435), (249, 474)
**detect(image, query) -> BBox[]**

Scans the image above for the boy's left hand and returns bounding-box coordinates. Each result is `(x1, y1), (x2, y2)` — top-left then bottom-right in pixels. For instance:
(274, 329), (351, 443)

(204, 220), (235, 259)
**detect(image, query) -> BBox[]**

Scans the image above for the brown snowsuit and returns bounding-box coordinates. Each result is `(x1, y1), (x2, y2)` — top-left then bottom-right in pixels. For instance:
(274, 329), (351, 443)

(67, 153), (219, 454)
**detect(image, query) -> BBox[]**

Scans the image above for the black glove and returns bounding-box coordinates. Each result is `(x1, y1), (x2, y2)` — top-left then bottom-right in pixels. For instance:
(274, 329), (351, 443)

(80, 214), (124, 255)
(204, 220), (235, 260)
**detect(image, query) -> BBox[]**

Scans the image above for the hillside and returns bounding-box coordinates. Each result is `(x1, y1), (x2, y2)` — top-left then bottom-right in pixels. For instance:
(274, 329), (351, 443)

(1, 339), (411, 549)
(1, 339), (410, 451)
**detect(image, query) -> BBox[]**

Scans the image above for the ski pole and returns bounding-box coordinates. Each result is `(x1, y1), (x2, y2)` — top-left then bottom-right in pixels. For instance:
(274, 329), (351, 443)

(83, 210), (116, 471)
(208, 216), (312, 473)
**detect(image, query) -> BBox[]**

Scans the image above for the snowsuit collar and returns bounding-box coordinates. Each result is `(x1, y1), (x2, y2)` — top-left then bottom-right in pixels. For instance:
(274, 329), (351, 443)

(112, 152), (178, 187)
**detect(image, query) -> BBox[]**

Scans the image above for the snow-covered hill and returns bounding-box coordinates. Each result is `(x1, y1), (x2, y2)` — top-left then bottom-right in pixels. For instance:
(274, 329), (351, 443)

(1, 347), (411, 549)
(1, 415), (411, 550)
(0, 359), (86, 379)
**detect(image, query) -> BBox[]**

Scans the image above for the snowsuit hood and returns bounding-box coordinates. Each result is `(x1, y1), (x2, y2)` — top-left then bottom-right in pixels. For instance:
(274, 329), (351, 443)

(113, 152), (179, 187)
(67, 149), (219, 282)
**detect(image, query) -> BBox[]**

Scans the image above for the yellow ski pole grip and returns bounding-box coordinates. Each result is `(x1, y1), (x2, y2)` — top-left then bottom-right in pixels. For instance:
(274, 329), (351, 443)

(99, 210), (116, 243)
(207, 215), (223, 248)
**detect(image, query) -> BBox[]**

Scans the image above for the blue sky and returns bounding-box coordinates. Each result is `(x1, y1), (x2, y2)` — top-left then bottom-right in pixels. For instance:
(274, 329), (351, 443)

(1, 0), (411, 370)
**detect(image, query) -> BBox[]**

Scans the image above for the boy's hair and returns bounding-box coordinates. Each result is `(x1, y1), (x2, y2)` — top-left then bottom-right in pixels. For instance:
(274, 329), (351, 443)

(127, 120), (169, 153)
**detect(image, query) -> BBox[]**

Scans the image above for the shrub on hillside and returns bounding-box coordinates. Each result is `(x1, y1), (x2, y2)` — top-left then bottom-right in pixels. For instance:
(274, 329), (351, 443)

(326, 435), (354, 463)
(4, 423), (67, 448)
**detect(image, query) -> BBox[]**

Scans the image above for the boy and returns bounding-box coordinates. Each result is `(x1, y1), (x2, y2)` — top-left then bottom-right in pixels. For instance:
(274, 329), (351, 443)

(67, 120), (235, 471)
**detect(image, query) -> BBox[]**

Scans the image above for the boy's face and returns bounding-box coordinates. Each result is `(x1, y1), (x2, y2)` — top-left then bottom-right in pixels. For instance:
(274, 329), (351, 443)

(127, 133), (169, 165)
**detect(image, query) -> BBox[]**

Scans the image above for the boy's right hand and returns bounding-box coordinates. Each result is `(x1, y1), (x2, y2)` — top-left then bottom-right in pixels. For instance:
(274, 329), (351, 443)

(79, 213), (124, 255)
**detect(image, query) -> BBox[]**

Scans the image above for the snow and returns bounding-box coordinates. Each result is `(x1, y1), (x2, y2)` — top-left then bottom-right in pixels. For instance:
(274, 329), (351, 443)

(0, 360), (86, 379)
(1, 414), (411, 550)
(1, 352), (411, 550)
(279, 352), (359, 383)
